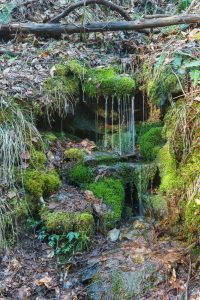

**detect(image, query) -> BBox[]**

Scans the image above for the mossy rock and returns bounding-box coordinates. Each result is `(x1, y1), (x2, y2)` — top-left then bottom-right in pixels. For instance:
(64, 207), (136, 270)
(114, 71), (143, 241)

(65, 148), (85, 162)
(74, 213), (95, 237)
(44, 211), (72, 234)
(42, 132), (57, 143)
(23, 169), (61, 199)
(138, 127), (165, 161)
(84, 152), (120, 166)
(158, 144), (183, 195)
(68, 163), (94, 187)
(149, 194), (168, 219)
(85, 67), (136, 98)
(147, 66), (180, 106)
(89, 178), (125, 223)
(185, 195), (200, 235)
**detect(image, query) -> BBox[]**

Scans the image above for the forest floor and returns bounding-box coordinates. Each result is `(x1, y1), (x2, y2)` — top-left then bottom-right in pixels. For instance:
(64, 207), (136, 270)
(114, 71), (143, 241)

(0, 215), (200, 299)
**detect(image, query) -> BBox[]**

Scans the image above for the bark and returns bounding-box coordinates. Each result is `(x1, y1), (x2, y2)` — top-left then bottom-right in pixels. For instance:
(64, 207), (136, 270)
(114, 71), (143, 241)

(0, 14), (199, 37)
(49, 0), (132, 23)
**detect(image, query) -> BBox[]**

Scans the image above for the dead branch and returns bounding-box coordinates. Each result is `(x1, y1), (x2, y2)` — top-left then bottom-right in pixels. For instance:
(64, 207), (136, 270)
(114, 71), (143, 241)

(0, 14), (199, 38)
(49, 0), (132, 23)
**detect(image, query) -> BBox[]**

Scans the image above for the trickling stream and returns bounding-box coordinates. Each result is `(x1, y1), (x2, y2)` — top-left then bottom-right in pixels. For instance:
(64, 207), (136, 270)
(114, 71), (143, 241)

(97, 95), (136, 155)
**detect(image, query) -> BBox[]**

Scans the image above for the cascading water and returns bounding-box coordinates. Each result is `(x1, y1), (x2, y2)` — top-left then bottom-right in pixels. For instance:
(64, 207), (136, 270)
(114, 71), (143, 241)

(99, 95), (136, 155)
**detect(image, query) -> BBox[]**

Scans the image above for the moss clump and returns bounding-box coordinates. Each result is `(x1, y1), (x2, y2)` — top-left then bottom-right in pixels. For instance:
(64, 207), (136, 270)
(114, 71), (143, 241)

(29, 149), (47, 169)
(158, 144), (183, 195)
(42, 132), (57, 143)
(44, 60), (84, 117)
(65, 148), (85, 162)
(89, 178), (125, 222)
(24, 170), (61, 199)
(68, 164), (94, 187)
(138, 127), (165, 161)
(44, 211), (72, 234)
(147, 66), (180, 106)
(85, 67), (135, 98)
(74, 213), (95, 237)
(185, 195), (200, 235)
(150, 194), (168, 219)
(55, 60), (84, 78)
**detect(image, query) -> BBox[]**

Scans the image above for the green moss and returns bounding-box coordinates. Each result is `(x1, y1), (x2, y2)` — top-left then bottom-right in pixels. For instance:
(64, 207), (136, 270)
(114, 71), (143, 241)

(185, 195), (200, 235)
(29, 149), (47, 169)
(55, 60), (84, 78)
(89, 178), (125, 222)
(68, 164), (94, 187)
(42, 132), (57, 143)
(138, 127), (165, 161)
(85, 67), (135, 97)
(24, 170), (61, 199)
(147, 66), (180, 106)
(74, 213), (94, 237)
(115, 75), (136, 97)
(11, 198), (29, 220)
(150, 194), (168, 218)
(65, 148), (85, 161)
(158, 144), (183, 195)
(44, 211), (72, 234)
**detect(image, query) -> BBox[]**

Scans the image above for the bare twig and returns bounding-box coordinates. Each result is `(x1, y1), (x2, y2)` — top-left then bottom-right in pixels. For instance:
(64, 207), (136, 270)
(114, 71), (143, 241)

(49, 0), (132, 23)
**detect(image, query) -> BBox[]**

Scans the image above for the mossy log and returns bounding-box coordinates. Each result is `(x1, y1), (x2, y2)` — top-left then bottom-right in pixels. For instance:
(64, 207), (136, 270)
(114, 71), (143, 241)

(0, 14), (200, 37)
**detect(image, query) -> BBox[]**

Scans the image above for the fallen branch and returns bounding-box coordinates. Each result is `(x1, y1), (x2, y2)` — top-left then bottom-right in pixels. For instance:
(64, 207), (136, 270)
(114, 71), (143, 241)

(49, 0), (132, 23)
(0, 14), (200, 37)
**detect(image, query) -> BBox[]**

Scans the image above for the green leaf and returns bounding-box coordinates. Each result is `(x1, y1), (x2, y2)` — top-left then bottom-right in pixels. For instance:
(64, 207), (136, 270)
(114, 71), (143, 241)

(184, 60), (200, 68)
(190, 69), (200, 87)
(172, 55), (182, 68)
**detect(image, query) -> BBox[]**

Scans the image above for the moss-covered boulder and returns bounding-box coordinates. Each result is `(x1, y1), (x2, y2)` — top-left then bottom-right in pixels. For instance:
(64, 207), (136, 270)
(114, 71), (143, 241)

(89, 178), (125, 224)
(138, 127), (165, 161)
(147, 66), (180, 106)
(23, 169), (61, 199)
(85, 67), (136, 98)
(43, 211), (72, 234)
(65, 148), (85, 162)
(185, 195), (200, 235)
(74, 213), (95, 237)
(68, 163), (94, 187)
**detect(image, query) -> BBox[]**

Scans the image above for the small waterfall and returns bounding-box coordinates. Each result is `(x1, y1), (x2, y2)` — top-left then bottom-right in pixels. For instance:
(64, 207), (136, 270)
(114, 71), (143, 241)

(118, 97), (122, 155)
(100, 95), (136, 155)
(131, 96), (135, 153)
(104, 96), (108, 148)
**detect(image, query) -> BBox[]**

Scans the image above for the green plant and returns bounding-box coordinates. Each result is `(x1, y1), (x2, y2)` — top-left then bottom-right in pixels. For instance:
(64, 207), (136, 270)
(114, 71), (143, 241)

(29, 149), (47, 169)
(68, 164), (94, 186)
(147, 66), (180, 106)
(138, 127), (165, 161)
(64, 148), (85, 161)
(44, 60), (84, 119)
(89, 178), (125, 222)
(0, 98), (41, 191)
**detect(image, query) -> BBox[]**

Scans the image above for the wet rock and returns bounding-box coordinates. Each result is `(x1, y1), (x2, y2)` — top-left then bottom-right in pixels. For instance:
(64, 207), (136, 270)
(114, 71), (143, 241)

(108, 228), (120, 242)
(79, 262), (100, 283)
(63, 278), (78, 290)
(84, 151), (120, 167)
(120, 229), (140, 241)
